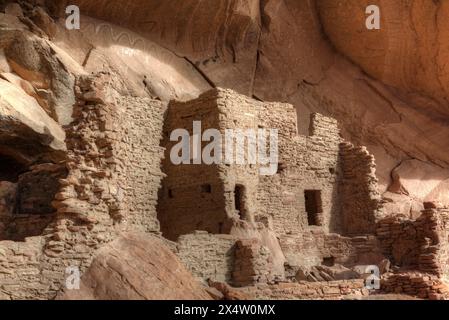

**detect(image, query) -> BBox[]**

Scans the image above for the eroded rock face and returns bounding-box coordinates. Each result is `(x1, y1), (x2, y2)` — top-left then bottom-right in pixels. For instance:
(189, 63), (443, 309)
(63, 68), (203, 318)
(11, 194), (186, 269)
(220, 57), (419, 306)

(57, 233), (212, 300)
(390, 160), (449, 205)
(317, 0), (449, 107)
(0, 78), (65, 147)
(314, 0), (449, 180)
(64, 0), (260, 95)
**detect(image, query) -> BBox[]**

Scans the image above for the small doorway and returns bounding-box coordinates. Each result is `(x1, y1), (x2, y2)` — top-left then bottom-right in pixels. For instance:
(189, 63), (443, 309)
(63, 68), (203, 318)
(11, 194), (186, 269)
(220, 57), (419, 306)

(304, 190), (323, 226)
(234, 184), (247, 220)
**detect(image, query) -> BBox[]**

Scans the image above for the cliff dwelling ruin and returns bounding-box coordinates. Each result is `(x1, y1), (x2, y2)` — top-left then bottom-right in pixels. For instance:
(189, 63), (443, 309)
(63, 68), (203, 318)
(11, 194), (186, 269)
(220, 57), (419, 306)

(1, 0), (449, 301)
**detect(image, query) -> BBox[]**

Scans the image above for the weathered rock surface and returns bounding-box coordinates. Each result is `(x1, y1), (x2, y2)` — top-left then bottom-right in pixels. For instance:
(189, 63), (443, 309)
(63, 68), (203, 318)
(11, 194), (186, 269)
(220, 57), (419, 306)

(0, 78), (64, 140)
(53, 15), (212, 102)
(0, 78), (66, 161)
(390, 160), (449, 205)
(58, 232), (212, 300)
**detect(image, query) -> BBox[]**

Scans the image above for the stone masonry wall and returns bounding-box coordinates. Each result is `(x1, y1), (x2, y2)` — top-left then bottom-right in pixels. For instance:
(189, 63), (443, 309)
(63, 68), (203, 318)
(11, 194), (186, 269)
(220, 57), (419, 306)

(279, 230), (384, 270)
(376, 208), (449, 277)
(160, 88), (385, 280)
(279, 230), (357, 268)
(0, 237), (45, 300)
(257, 112), (343, 236)
(232, 238), (274, 287)
(158, 91), (231, 241)
(339, 142), (382, 235)
(235, 279), (368, 300)
(1, 85), (388, 299)
(0, 73), (166, 299)
(177, 231), (237, 283)
(381, 272), (449, 300)
(113, 94), (165, 233)
(159, 89), (349, 238)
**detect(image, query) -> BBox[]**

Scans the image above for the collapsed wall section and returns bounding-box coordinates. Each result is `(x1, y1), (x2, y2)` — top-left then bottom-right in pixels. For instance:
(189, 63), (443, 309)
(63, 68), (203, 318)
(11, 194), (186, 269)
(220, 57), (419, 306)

(377, 207), (449, 278)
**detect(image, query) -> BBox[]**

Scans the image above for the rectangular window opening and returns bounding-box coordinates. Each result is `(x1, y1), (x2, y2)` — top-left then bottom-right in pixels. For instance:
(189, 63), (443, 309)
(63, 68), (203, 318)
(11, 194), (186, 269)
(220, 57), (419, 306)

(201, 184), (212, 193)
(304, 190), (323, 226)
(234, 184), (247, 220)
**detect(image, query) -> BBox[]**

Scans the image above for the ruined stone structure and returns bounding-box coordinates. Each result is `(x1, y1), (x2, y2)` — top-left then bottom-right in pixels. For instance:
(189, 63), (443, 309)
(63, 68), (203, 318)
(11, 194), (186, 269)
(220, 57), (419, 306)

(0, 73), (166, 299)
(155, 89), (449, 299)
(1, 77), (449, 299)
(158, 89), (381, 238)
(157, 88), (383, 280)
(377, 206), (449, 279)
(1, 1), (449, 301)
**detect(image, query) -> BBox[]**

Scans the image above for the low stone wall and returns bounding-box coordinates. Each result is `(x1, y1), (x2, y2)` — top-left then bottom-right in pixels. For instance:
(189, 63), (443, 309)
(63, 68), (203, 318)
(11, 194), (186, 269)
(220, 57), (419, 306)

(279, 230), (358, 268)
(381, 272), (449, 300)
(376, 208), (449, 277)
(177, 231), (237, 283)
(237, 280), (367, 300)
(0, 237), (44, 300)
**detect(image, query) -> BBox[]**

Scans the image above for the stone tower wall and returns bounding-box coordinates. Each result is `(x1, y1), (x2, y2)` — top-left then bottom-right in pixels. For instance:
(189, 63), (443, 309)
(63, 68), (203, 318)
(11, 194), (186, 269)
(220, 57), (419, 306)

(0, 74), (166, 299)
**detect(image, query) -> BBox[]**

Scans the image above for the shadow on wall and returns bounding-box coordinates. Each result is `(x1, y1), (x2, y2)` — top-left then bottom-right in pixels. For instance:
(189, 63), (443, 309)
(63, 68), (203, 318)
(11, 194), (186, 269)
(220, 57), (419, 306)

(328, 154), (343, 234)
(0, 149), (67, 241)
(156, 100), (234, 241)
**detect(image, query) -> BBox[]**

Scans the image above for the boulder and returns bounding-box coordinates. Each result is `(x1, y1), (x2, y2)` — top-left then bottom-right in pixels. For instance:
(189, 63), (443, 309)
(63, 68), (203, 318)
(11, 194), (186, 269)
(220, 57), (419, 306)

(389, 160), (449, 206)
(58, 232), (212, 300)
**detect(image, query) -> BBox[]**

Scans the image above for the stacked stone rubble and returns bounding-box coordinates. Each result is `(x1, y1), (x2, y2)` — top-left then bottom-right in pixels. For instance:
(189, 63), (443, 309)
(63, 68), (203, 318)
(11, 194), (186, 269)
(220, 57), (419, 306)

(230, 279), (368, 300)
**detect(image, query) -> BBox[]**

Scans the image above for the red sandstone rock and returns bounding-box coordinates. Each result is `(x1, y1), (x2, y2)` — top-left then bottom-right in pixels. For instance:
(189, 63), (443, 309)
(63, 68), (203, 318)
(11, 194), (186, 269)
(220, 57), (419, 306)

(58, 233), (212, 300)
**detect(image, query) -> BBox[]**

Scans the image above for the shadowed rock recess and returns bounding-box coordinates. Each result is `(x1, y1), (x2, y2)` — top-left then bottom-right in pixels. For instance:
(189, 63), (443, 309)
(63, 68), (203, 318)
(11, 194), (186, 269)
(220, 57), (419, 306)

(0, 0), (448, 300)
